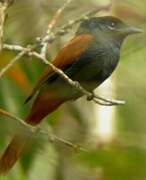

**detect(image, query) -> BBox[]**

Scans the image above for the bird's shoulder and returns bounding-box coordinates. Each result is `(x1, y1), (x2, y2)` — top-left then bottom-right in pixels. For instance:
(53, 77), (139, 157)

(53, 34), (94, 68)
(38, 34), (94, 82)
(25, 34), (94, 103)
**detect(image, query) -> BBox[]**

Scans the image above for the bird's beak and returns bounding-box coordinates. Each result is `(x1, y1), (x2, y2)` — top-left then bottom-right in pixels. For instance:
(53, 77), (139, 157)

(123, 26), (143, 35)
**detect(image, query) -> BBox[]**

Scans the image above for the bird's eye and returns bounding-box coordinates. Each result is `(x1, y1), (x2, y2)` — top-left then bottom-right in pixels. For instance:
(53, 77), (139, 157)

(108, 22), (116, 30)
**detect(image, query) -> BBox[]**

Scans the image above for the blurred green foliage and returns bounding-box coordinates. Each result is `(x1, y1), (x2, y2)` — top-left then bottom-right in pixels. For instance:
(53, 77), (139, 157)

(0, 0), (146, 180)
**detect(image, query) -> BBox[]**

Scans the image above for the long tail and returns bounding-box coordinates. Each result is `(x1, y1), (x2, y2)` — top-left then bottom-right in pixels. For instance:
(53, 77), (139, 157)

(0, 134), (28, 175)
(0, 95), (64, 175)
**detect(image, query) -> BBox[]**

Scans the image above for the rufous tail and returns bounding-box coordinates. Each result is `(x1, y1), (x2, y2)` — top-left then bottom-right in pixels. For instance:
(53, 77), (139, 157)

(0, 97), (64, 175)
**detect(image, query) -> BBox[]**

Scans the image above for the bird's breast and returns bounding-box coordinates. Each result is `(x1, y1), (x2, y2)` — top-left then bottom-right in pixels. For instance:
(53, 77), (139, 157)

(47, 43), (120, 99)
(99, 49), (120, 82)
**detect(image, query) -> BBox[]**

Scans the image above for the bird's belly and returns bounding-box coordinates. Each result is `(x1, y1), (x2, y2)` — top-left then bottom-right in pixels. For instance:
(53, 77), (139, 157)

(71, 57), (118, 91)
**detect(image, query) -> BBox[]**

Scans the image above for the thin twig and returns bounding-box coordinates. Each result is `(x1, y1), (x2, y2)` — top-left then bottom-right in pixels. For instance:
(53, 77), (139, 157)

(2, 43), (125, 106)
(0, 49), (28, 78)
(0, 107), (87, 151)
(1, 3), (124, 106)
(39, 4), (112, 44)
(51, 134), (88, 152)
(2, 4), (111, 73)
(41, 0), (72, 58)
(0, 0), (11, 50)
(2, 4), (112, 67)
(3, 44), (27, 51)
(0, 108), (35, 131)
(32, 52), (125, 106)
(0, 43), (42, 78)
(93, 94), (125, 106)
(40, 129), (87, 152)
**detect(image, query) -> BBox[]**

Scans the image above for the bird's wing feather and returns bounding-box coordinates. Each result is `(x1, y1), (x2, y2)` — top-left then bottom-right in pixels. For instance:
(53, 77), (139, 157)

(25, 34), (94, 103)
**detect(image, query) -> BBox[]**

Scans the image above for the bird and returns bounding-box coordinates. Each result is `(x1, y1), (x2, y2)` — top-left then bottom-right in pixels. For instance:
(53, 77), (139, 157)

(0, 16), (142, 175)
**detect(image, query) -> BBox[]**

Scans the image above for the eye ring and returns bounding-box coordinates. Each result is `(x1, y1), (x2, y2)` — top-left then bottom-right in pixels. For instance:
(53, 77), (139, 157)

(108, 22), (116, 30)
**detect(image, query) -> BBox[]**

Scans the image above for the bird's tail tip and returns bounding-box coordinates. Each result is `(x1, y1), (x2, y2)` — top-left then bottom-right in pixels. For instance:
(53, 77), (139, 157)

(0, 136), (26, 175)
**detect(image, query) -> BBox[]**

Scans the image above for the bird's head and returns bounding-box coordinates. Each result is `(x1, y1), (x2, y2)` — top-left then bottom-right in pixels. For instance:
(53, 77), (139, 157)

(76, 16), (142, 43)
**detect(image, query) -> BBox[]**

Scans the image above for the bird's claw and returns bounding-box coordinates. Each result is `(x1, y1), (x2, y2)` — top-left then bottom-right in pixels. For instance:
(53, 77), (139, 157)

(87, 93), (126, 106)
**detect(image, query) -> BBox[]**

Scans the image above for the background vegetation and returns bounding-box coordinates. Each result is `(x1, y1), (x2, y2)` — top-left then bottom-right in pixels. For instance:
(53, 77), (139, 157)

(0, 0), (146, 179)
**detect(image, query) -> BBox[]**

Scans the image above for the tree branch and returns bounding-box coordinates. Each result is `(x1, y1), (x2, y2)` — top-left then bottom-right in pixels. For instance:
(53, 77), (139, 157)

(41, 0), (72, 58)
(0, 48), (30, 78)
(0, 0), (13, 50)
(0, 3), (125, 106)
(2, 43), (125, 106)
(0, 107), (87, 151)
(38, 4), (112, 44)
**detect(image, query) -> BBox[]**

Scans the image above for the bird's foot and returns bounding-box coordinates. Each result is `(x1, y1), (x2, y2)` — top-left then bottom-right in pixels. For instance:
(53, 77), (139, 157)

(87, 92), (125, 106)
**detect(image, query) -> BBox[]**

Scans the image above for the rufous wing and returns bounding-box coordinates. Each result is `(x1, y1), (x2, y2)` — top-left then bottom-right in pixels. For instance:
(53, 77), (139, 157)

(0, 34), (95, 175)
(25, 34), (94, 103)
